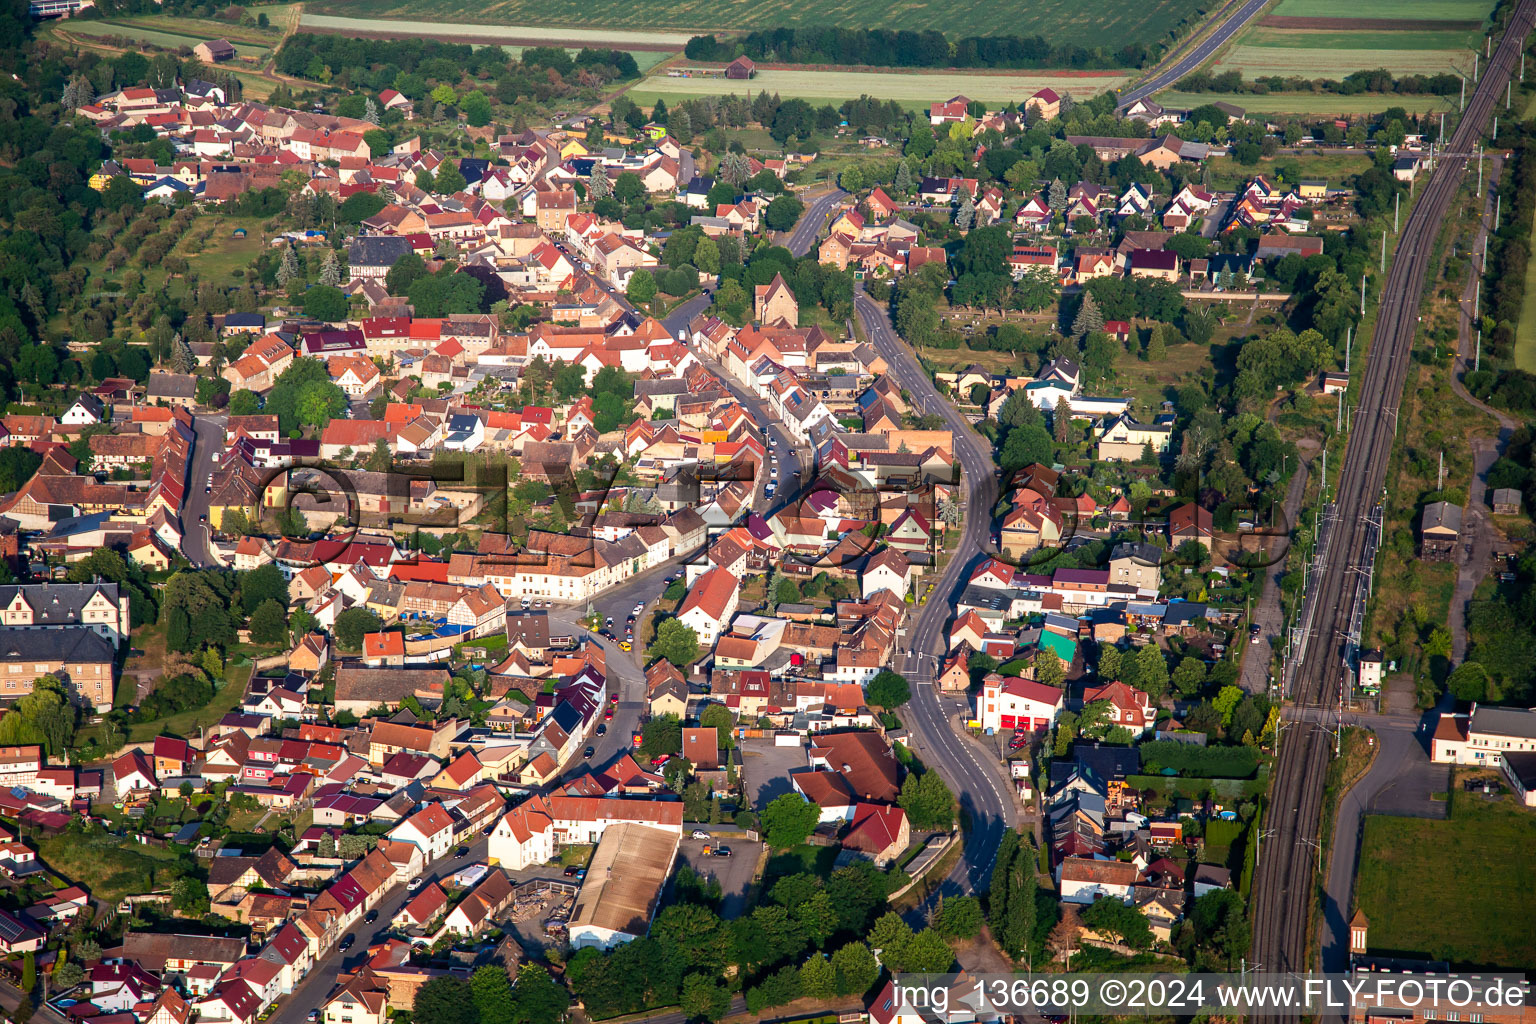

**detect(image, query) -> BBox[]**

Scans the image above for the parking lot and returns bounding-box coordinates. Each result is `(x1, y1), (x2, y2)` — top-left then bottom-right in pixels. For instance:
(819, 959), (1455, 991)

(740, 736), (808, 810)
(675, 831), (761, 919)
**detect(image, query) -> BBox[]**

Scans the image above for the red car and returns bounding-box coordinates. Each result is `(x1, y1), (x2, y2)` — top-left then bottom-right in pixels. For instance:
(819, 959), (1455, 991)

(1007, 733), (1029, 750)
(604, 708), (614, 720)
(609, 693), (619, 705)
(651, 754), (671, 767)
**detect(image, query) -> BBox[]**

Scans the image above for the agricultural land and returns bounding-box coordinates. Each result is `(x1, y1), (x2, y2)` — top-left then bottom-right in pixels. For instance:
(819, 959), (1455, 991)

(302, 0), (1208, 47)
(1208, 0), (1492, 79)
(625, 68), (1131, 112)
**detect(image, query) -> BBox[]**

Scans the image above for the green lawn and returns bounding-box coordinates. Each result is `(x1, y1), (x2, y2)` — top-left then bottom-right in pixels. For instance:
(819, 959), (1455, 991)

(123, 662), (252, 744)
(1356, 792), (1536, 968)
(173, 216), (271, 281)
(1517, 200), (1536, 372)
(303, 0), (1206, 46)
(763, 843), (839, 882)
(35, 829), (189, 908)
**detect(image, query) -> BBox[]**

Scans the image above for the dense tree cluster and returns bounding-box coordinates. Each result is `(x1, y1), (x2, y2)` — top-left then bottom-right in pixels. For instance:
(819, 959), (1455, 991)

(275, 35), (637, 103)
(565, 859), (941, 1021)
(686, 27), (1158, 70)
(1177, 67), (1463, 97)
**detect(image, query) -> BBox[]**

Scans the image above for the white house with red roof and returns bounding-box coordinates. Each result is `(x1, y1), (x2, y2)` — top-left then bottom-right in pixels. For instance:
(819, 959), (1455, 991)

(929, 95), (971, 125)
(841, 803), (909, 867)
(387, 802), (455, 861)
(677, 566), (740, 647)
(1082, 680), (1156, 733)
(978, 674), (1064, 734)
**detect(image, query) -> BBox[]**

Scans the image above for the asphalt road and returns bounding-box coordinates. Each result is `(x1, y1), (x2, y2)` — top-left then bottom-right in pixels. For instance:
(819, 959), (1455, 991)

(783, 188), (848, 257)
(268, 834), (493, 1024)
(182, 412), (228, 567)
(1115, 0), (1270, 109)
(853, 288), (1015, 897)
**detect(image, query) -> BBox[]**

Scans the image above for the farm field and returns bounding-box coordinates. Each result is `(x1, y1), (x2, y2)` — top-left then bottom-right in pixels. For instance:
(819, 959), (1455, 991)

(1268, 0), (1490, 20)
(1157, 90), (1455, 114)
(302, 0), (1207, 47)
(299, 13), (696, 46)
(626, 67), (1130, 108)
(1243, 27), (1482, 49)
(1212, 0), (1490, 78)
(65, 19), (272, 58)
(116, 10), (289, 45)
(1214, 43), (1476, 77)
(1356, 793), (1536, 969)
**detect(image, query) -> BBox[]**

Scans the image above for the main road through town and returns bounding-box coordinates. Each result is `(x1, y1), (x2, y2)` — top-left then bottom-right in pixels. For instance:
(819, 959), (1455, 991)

(1247, 1), (1536, 1004)
(854, 287), (1016, 896)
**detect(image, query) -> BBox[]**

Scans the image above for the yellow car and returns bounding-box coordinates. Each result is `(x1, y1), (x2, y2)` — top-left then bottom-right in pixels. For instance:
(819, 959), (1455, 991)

(619, 640), (632, 651)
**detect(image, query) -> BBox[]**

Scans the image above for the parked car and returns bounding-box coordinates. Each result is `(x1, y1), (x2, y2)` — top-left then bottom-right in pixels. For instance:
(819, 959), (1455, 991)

(339, 934), (355, 952)
(651, 754), (671, 767)
(584, 746), (595, 759)
(363, 910), (378, 924)
(714, 845), (732, 857)
(407, 876), (423, 891)
(564, 865), (581, 877)
(691, 829), (711, 840)
(596, 723), (607, 736)
(454, 847), (468, 858)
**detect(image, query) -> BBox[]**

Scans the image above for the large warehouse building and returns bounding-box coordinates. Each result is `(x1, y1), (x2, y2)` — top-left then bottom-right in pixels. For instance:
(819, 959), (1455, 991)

(567, 822), (680, 951)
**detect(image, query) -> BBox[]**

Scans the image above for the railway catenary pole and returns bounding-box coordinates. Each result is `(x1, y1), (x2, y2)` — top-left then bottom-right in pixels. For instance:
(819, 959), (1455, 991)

(1247, 1), (1536, 1004)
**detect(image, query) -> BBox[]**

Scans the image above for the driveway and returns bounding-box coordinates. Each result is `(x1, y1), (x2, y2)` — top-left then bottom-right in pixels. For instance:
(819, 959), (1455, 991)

(674, 833), (762, 919)
(740, 736), (808, 810)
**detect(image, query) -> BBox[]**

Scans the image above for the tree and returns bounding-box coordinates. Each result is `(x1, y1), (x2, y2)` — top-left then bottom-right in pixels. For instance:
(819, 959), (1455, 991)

(249, 599), (288, 645)
(171, 877), (210, 917)
(1447, 661), (1488, 702)
(1047, 178), (1067, 213)
(681, 974), (731, 1023)
(414, 977), (477, 1024)
(898, 770), (955, 830)
(511, 964), (569, 1024)
(303, 285), (348, 323)
(694, 236), (721, 274)
(955, 190), (975, 231)
(760, 793), (820, 848)
(894, 160), (914, 195)
(1000, 424), (1054, 471)
(1082, 895), (1152, 949)
(1171, 654), (1206, 697)
(1035, 649), (1065, 688)
(865, 669), (911, 708)
(386, 253), (427, 295)
(830, 941), (878, 996)
(1212, 684), (1244, 726)
(652, 618), (700, 667)
(435, 162), (468, 194)
(319, 249), (342, 287)
(934, 895), (982, 939)
(334, 607), (383, 650)
(277, 245), (300, 287)
(700, 703), (735, 750)
(228, 389), (260, 416)
(1072, 290), (1104, 338)
(800, 955), (837, 1000)
(470, 965), (514, 1024)
(765, 194), (805, 232)
(1053, 396), (1073, 444)
(626, 269), (658, 306)
(1137, 644), (1171, 699)
(1146, 322), (1167, 362)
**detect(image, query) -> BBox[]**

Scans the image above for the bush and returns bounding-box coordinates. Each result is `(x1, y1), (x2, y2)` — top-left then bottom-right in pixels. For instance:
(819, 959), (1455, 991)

(1138, 740), (1261, 778)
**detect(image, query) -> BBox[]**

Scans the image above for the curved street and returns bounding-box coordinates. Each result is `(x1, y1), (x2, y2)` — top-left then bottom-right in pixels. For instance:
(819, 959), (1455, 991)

(1116, 0), (1271, 109)
(854, 289), (1015, 896)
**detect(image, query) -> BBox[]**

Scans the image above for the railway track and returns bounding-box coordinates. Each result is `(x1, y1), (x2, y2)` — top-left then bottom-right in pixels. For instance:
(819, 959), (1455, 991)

(1246, 0), (1536, 997)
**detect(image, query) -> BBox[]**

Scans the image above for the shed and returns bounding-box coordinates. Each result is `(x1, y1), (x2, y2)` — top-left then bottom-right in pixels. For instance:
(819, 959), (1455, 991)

(1419, 501), (1461, 560)
(1491, 487), (1521, 516)
(725, 56), (756, 80)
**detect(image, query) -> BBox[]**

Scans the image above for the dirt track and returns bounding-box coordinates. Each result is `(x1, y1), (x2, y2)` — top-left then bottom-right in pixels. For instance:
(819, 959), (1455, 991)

(298, 23), (682, 50)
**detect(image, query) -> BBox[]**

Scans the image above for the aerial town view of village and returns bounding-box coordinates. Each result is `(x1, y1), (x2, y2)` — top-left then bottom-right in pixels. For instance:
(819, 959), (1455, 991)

(0, 0), (1533, 1022)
